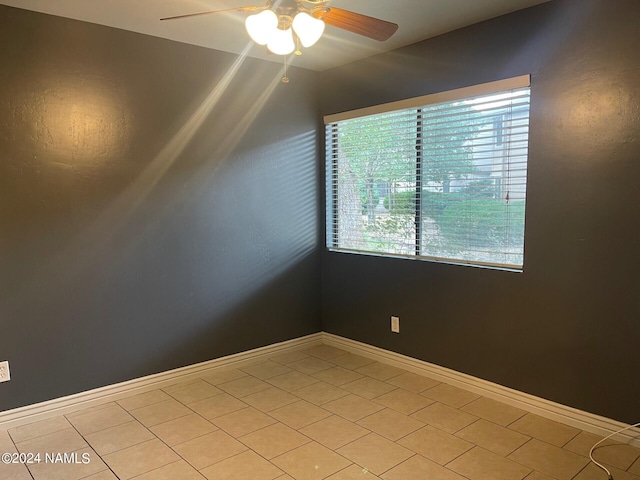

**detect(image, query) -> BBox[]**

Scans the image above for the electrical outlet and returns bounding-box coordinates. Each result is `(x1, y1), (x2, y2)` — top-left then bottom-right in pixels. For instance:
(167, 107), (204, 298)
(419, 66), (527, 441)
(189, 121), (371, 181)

(391, 316), (400, 333)
(0, 361), (10, 382)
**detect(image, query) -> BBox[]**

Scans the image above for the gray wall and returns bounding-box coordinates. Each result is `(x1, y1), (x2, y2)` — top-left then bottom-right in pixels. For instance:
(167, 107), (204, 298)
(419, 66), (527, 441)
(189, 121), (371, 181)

(0, 6), (321, 410)
(320, 0), (640, 423)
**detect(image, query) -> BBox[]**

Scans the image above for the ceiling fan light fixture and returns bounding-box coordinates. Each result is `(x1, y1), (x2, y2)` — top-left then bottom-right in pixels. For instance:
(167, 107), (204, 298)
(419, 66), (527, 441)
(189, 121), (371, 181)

(267, 27), (295, 55)
(292, 12), (325, 48)
(245, 9), (278, 45)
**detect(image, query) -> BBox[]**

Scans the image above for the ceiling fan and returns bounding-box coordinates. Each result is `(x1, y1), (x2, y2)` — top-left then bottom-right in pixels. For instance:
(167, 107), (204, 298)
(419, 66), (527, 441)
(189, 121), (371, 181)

(161, 0), (399, 57)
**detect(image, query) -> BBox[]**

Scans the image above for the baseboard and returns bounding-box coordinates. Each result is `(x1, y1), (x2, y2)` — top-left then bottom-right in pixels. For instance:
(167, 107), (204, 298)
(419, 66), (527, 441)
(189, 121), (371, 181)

(0, 333), (323, 431)
(3, 331), (638, 448)
(321, 332), (640, 447)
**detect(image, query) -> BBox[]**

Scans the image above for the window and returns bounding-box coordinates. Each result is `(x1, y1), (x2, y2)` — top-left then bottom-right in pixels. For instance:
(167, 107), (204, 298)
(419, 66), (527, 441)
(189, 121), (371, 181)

(325, 76), (531, 270)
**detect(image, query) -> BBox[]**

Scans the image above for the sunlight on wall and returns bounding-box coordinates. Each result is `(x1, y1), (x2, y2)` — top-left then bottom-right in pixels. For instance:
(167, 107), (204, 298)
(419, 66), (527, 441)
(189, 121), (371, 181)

(30, 76), (132, 168)
(9, 43), (317, 331)
(559, 77), (635, 152)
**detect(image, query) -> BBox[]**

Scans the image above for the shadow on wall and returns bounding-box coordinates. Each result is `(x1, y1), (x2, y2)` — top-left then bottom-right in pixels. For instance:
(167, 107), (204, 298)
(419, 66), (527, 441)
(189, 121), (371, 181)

(320, 1), (598, 113)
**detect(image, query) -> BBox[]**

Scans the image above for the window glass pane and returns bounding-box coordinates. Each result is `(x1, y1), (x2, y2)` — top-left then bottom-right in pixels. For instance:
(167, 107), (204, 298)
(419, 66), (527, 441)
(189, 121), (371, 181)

(418, 91), (529, 267)
(326, 82), (530, 270)
(333, 110), (417, 255)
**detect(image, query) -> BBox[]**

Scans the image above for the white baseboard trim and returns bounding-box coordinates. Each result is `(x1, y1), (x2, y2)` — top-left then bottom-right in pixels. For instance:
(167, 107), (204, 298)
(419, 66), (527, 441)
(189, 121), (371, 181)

(0, 333), (323, 431)
(3, 331), (638, 448)
(321, 333), (640, 447)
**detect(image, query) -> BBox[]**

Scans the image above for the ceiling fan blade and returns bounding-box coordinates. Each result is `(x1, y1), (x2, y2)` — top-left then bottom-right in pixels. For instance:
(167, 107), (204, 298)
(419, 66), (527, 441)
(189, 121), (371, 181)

(315, 7), (398, 41)
(161, 6), (261, 21)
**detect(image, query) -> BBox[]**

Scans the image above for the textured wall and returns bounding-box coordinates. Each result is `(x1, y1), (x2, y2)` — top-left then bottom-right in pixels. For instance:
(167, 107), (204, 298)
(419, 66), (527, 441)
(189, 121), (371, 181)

(0, 6), (321, 410)
(320, 0), (640, 422)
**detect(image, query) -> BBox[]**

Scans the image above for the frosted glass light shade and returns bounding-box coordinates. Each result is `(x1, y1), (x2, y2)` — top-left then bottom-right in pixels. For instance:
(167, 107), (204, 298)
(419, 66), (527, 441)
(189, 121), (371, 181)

(292, 12), (325, 48)
(245, 10), (278, 45)
(267, 27), (295, 55)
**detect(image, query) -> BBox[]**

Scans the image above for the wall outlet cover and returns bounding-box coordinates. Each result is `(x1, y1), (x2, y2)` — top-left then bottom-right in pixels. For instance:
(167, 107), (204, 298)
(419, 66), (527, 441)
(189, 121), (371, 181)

(391, 316), (400, 333)
(0, 361), (10, 382)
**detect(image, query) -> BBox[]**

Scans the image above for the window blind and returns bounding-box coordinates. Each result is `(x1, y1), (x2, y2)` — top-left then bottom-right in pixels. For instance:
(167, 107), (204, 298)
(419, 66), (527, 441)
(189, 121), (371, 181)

(325, 77), (531, 270)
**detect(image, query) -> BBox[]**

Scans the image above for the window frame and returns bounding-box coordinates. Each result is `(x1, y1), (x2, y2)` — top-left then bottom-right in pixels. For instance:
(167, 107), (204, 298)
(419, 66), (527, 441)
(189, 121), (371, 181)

(324, 75), (531, 272)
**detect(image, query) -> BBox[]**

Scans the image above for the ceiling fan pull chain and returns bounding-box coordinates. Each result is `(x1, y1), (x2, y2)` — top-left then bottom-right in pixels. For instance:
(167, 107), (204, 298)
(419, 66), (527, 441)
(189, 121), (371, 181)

(282, 55), (290, 83)
(295, 35), (302, 56)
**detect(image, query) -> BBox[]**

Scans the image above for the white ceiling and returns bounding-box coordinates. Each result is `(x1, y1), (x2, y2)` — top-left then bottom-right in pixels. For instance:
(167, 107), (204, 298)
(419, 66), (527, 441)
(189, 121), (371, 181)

(0, 0), (550, 71)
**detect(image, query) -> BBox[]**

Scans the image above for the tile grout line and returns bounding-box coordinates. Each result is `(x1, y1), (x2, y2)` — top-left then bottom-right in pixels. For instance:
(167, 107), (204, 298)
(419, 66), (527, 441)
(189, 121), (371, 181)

(84, 387), (204, 478)
(126, 459), (195, 480)
(440, 448), (476, 480)
(6, 429), (37, 480)
(61, 416), (121, 480)
(376, 451), (418, 478)
(445, 444), (536, 480)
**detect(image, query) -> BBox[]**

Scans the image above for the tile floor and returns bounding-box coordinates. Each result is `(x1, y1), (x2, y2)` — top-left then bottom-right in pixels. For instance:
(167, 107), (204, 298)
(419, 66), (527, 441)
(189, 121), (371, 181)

(2, 344), (639, 480)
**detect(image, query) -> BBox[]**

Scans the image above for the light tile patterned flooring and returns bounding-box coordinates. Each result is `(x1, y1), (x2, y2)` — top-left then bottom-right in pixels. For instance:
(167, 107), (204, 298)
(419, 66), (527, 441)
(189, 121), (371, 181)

(2, 344), (639, 480)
